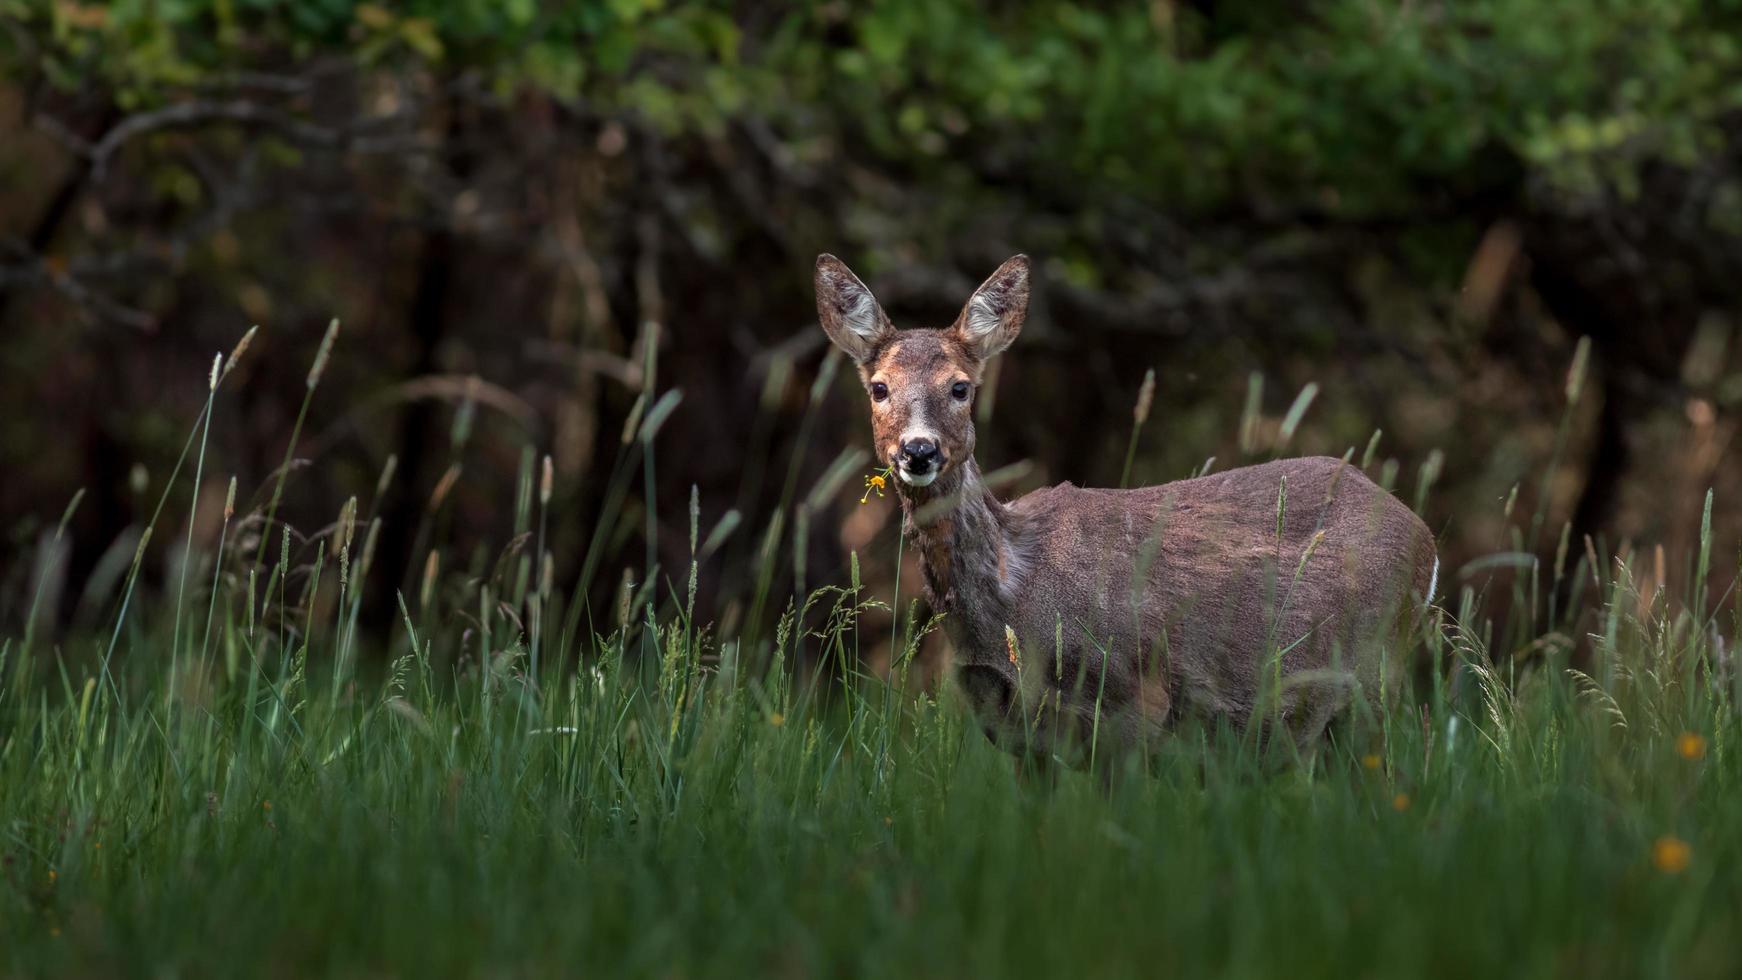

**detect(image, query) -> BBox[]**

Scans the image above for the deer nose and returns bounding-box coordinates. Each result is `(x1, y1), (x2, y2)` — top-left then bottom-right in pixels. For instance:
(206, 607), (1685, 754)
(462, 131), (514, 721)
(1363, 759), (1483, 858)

(901, 439), (941, 473)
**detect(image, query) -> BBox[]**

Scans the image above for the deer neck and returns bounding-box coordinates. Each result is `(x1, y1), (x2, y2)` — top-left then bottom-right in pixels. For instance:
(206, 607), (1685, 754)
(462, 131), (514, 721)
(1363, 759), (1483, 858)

(895, 457), (1020, 615)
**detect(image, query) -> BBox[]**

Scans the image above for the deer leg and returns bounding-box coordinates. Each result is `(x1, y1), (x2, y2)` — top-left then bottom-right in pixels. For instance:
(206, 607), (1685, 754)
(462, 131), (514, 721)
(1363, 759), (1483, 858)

(1278, 673), (1362, 762)
(1013, 748), (1057, 789)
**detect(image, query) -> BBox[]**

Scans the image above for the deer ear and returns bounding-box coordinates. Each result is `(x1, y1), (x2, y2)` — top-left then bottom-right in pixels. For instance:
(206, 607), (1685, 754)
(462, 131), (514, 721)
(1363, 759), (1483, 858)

(815, 254), (893, 364)
(955, 254), (1029, 360)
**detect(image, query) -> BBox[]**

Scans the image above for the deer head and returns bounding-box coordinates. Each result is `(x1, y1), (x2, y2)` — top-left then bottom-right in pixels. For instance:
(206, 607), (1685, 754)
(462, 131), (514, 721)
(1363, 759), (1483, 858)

(815, 254), (1028, 489)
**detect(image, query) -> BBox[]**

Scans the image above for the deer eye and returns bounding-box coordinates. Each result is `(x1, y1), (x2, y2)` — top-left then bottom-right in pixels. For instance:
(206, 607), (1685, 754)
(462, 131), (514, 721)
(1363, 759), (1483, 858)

(951, 381), (971, 401)
(870, 382), (889, 402)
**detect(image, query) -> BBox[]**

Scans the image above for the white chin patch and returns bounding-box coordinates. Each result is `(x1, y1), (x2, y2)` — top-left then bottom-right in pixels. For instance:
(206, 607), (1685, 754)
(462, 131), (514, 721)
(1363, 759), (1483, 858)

(897, 468), (938, 488)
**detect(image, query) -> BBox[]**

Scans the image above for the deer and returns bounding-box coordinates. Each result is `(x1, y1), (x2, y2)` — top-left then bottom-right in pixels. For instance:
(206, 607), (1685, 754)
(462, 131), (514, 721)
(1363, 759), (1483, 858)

(814, 253), (1440, 766)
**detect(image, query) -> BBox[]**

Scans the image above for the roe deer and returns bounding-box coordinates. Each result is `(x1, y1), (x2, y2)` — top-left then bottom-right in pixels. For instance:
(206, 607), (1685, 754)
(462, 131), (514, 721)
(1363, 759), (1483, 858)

(815, 253), (1439, 761)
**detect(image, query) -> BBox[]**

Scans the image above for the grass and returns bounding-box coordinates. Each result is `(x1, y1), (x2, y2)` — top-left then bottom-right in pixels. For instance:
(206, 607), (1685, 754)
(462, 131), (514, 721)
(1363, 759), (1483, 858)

(2, 337), (1740, 978)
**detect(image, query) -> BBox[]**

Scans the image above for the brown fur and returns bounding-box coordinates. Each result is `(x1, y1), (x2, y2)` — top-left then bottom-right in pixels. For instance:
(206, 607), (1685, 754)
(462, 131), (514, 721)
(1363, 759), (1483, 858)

(816, 254), (1438, 758)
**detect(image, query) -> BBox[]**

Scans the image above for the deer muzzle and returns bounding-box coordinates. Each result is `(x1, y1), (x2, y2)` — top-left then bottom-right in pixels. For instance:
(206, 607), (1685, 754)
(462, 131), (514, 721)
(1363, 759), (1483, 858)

(897, 438), (943, 486)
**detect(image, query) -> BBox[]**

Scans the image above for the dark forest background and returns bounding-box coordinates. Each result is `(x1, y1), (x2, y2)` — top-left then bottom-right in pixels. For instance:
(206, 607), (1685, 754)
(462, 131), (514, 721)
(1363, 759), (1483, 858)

(5, 0), (1742, 670)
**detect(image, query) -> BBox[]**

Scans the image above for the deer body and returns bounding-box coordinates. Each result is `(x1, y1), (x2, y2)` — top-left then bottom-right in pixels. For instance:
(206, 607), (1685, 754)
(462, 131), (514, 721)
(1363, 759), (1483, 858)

(815, 254), (1437, 756)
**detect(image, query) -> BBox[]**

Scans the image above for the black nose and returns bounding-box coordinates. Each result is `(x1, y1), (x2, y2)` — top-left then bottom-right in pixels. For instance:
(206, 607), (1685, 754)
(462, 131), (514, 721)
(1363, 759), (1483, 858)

(901, 439), (941, 472)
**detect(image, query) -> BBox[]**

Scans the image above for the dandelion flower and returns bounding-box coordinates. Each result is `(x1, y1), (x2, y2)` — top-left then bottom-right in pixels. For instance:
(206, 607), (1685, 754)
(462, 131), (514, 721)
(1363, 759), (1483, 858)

(1392, 792), (1411, 812)
(769, 712), (785, 728)
(1362, 754), (1382, 771)
(1652, 836), (1691, 874)
(1676, 732), (1706, 761)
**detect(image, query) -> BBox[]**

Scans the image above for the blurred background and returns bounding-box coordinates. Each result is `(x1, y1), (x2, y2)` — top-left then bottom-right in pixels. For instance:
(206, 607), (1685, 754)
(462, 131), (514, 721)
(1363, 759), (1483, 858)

(4, 0), (1742, 670)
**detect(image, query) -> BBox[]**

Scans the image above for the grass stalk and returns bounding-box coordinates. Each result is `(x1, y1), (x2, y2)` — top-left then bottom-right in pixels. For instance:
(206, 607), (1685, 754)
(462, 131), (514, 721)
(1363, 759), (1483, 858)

(253, 319), (339, 574)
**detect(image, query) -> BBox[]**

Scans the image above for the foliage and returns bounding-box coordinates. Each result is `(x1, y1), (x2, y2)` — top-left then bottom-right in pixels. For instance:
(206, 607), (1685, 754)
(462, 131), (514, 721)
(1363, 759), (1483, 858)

(12, 0), (1742, 213)
(3, 598), (1739, 977)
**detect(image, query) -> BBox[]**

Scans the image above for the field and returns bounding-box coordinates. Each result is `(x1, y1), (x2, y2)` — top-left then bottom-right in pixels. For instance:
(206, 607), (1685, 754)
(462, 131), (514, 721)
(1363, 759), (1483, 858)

(3, 346), (1740, 979)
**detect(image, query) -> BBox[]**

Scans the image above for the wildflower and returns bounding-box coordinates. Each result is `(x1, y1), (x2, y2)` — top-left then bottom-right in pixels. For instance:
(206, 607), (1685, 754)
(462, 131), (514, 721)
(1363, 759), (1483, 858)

(769, 712), (785, 728)
(859, 468), (892, 504)
(1391, 792), (1411, 812)
(1362, 754), (1382, 771)
(1652, 836), (1691, 874)
(262, 800), (272, 812)
(47, 869), (56, 884)
(1676, 732), (1706, 761)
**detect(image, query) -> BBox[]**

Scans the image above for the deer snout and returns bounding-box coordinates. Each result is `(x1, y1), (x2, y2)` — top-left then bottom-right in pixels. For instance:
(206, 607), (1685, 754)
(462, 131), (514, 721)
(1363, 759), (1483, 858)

(897, 438), (943, 486)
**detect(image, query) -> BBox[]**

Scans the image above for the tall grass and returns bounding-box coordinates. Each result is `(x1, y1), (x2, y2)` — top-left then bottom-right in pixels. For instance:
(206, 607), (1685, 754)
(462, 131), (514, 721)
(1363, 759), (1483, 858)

(1, 338), (1739, 978)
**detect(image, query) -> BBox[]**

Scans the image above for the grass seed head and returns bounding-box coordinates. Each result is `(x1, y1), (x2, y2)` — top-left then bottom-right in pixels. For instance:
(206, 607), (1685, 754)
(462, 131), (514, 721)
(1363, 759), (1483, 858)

(358, 517), (382, 580)
(420, 550), (441, 609)
(1133, 367), (1156, 425)
(221, 324), (258, 380)
(1565, 335), (1592, 404)
(306, 318), (340, 390)
(375, 454), (398, 500)
(332, 496), (358, 557)
(617, 567), (635, 628)
(429, 464), (461, 513)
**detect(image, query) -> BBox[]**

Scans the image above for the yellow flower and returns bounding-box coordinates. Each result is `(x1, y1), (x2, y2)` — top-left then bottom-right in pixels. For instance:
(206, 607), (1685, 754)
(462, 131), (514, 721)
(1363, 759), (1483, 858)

(859, 468), (893, 504)
(1676, 732), (1706, 761)
(1652, 836), (1691, 874)
(47, 869), (56, 884)
(1391, 792), (1411, 812)
(1362, 754), (1382, 771)
(262, 800), (272, 811)
(769, 712), (785, 728)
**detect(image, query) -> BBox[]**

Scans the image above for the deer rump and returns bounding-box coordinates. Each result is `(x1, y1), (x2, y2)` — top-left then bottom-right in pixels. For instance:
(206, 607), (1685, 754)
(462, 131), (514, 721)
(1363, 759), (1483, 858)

(946, 455), (1438, 759)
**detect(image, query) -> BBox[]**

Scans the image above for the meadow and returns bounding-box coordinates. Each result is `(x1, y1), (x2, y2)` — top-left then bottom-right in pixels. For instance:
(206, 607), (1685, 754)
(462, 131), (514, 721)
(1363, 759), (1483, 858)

(3, 333), (1739, 979)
